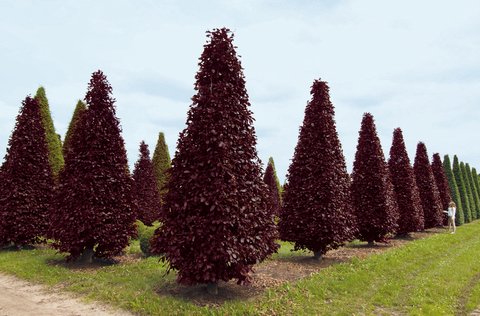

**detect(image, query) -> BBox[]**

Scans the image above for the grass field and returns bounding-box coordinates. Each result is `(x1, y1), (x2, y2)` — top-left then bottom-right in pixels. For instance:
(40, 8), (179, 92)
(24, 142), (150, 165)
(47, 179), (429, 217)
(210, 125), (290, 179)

(1, 221), (480, 315)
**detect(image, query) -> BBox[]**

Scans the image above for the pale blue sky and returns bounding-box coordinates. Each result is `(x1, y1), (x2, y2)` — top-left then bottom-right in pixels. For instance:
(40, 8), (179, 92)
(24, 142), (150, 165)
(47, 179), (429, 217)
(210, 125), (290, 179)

(1, 0), (480, 183)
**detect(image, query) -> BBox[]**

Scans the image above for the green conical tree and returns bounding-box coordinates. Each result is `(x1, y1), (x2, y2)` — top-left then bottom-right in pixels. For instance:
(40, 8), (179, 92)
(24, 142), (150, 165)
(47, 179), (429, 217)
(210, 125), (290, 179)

(453, 156), (471, 223)
(465, 164), (480, 220)
(443, 155), (464, 226)
(267, 157), (282, 202)
(63, 100), (87, 158)
(151, 132), (171, 199)
(472, 167), (480, 218)
(34, 87), (64, 177)
(461, 162), (477, 221)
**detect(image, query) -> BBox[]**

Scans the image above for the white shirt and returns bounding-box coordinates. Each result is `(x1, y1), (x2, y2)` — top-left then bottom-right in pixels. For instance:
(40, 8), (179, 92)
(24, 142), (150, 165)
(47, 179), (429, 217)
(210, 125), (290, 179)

(448, 207), (456, 218)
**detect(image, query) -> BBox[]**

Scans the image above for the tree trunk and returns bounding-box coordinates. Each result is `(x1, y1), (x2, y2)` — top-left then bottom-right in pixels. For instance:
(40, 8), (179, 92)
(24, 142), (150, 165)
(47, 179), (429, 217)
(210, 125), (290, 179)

(207, 282), (218, 295)
(79, 248), (94, 263)
(313, 251), (322, 260)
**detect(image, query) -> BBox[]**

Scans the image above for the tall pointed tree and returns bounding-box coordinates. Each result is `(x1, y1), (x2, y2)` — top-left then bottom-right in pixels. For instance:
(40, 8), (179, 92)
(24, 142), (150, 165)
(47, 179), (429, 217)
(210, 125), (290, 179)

(444, 155), (464, 226)
(132, 141), (162, 226)
(453, 155), (471, 223)
(34, 87), (64, 177)
(279, 79), (357, 258)
(268, 157), (283, 201)
(472, 167), (480, 219)
(0, 96), (55, 246)
(263, 161), (281, 216)
(465, 163), (479, 220)
(149, 29), (279, 291)
(351, 113), (398, 244)
(387, 128), (424, 235)
(49, 70), (137, 262)
(431, 153), (451, 225)
(413, 142), (443, 228)
(461, 162), (477, 221)
(151, 131), (171, 199)
(63, 99), (86, 158)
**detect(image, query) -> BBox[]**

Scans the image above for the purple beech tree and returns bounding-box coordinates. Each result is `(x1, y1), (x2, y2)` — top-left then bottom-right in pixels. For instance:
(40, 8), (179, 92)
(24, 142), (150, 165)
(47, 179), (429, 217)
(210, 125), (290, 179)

(387, 128), (424, 235)
(263, 161), (281, 216)
(431, 153), (451, 225)
(149, 29), (279, 293)
(351, 113), (398, 244)
(413, 142), (443, 228)
(0, 96), (55, 247)
(278, 79), (357, 259)
(132, 141), (162, 226)
(49, 70), (137, 262)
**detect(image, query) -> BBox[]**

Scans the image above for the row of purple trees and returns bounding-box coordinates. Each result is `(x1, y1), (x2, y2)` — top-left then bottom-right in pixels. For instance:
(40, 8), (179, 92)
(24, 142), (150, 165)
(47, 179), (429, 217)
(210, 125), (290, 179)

(278, 78), (462, 259)
(1, 27), (479, 292)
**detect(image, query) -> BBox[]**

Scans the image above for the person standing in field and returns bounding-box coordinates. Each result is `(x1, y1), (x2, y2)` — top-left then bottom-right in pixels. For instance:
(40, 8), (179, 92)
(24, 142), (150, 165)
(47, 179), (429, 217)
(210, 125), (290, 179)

(447, 201), (457, 234)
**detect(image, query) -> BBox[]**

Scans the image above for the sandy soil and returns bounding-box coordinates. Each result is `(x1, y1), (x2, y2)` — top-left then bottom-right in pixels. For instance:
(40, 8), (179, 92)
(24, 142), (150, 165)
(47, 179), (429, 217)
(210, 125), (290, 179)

(0, 273), (135, 316)
(0, 226), (452, 315)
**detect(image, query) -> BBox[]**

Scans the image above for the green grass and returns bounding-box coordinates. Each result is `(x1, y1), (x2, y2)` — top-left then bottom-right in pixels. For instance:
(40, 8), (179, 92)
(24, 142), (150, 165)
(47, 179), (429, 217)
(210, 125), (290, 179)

(2, 222), (480, 315)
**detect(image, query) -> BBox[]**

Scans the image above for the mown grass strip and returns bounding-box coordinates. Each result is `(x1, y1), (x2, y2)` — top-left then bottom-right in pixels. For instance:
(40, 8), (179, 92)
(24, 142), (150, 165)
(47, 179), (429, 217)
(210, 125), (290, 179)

(1, 222), (480, 315)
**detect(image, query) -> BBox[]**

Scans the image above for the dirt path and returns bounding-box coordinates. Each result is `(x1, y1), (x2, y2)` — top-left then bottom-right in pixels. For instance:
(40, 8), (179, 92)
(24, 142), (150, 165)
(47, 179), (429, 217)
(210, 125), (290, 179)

(0, 273), (134, 316)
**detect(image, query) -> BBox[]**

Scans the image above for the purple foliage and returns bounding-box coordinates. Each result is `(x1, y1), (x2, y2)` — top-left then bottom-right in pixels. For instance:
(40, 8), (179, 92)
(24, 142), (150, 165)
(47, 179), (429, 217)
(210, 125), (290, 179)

(351, 113), (398, 243)
(278, 79), (357, 255)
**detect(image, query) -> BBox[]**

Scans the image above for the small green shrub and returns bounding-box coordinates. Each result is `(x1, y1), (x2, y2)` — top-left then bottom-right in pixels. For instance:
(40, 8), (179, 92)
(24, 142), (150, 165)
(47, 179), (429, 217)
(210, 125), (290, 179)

(134, 220), (147, 241)
(139, 226), (157, 255)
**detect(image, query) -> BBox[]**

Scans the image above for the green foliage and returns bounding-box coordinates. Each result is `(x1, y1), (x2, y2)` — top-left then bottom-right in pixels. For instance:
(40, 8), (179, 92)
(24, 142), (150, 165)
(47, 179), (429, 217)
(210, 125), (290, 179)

(63, 99), (86, 158)
(151, 132), (171, 199)
(460, 161), (474, 222)
(465, 163), (480, 220)
(34, 87), (64, 177)
(268, 157), (283, 202)
(139, 226), (157, 255)
(472, 168), (480, 218)
(443, 155), (464, 226)
(453, 155), (470, 223)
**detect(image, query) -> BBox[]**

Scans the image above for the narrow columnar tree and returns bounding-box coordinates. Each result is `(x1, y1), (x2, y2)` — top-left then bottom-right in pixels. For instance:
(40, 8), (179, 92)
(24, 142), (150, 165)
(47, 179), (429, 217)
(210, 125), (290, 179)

(0, 96), (55, 246)
(461, 162), (477, 221)
(279, 79), (357, 258)
(351, 113), (398, 244)
(132, 141), (162, 226)
(413, 142), (443, 228)
(387, 128), (424, 235)
(431, 153), (451, 225)
(151, 132), (171, 199)
(268, 157), (283, 201)
(149, 29), (279, 290)
(453, 156), (471, 223)
(465, 163), (480, 220)
(63, 100), (86, 158)
(472, 167), (480, 218)
(34, 87), (64, 177)
(444, 155), (464, 226)
(263, 161), (281, 216)
(49, 70), (137, 262)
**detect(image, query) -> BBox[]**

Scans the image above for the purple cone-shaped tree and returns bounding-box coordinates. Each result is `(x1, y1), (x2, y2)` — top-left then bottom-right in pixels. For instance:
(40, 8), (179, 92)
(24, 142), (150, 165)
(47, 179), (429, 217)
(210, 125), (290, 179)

(387, 128), (424, 235)
(413, 142), (443, 229)
(278, 79), (357, 258)
(351, 113), (398, 244)
(49, 70), (137, 262)
(263, 161), (281, 216)
(432, 153), (451, 225)
(149, 28), (279, 288)
(132, 141), (162, 226)
(0, 96), (55, 247)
